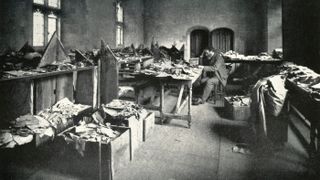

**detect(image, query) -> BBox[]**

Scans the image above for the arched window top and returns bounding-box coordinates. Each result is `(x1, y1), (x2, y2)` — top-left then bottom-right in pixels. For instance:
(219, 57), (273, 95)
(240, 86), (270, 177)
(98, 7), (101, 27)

(116, 1), (123, 23)
(191, 29), (209, 35)
(212, 27), (234, 33)
(186, 26), (209, 35)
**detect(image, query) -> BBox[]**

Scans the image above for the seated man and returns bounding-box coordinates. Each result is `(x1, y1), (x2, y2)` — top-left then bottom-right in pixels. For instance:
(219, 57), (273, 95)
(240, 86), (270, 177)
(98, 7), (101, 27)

(193, 48), (228, 105)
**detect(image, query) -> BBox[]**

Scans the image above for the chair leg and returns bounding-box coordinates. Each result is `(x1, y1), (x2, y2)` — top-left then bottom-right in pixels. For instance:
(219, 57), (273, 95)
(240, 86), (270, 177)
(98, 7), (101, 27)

(213, 84), (217, 104)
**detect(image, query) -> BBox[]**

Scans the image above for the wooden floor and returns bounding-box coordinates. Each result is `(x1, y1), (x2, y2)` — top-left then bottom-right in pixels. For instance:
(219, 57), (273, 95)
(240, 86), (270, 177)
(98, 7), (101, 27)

(115, 103), (221, 180)
(1, 102), (313, 180)
(114, 103), (311, 180)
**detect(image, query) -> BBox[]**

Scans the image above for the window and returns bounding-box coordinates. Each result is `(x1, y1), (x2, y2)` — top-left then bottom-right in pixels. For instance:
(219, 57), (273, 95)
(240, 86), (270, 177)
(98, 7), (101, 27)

(48, 0), (60, 8)
(34, 0), (44, 5)
(33, 11), (45, 46)
(116, 25), (123, 47)
(190, 29), (209, 58)
(48, 13), (58, 40)
(116, 2), (124, 47)
(33, 0), (61, 47)
(116, 2), (123, 23)
(211, 28), (234, 53)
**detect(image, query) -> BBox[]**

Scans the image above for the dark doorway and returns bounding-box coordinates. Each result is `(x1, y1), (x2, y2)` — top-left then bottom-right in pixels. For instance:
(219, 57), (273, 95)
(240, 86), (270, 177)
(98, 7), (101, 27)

(211, 28), (234, 53)
(190, 29), (209, 57)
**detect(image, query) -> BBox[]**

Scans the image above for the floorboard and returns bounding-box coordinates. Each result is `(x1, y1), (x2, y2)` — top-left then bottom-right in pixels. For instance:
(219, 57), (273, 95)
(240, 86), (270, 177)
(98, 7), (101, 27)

(2, 102), (311, 180)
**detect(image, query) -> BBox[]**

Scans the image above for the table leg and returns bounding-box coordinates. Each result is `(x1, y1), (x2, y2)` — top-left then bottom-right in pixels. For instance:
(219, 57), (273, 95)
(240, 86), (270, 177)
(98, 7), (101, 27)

(160, 83), (164, 124)
(98, 141), (102, 180)
(310, 123), (317, 158)
(316, 122), (320, 159)
(30, 80), (34, 115)
(188, 84), (192, 128)
(175, 84), (185, 113)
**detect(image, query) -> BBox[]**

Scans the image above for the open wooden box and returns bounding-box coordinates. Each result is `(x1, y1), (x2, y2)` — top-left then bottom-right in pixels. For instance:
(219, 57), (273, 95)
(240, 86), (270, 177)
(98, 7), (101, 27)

(56, 126), (130, 180)
(143, 112), (155, 141)
(224, 96), (251, 121)
(106, 115), (143, 160)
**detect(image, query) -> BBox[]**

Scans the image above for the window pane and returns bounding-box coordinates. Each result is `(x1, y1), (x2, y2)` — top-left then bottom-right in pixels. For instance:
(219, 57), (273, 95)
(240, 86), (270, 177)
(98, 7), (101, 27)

(116, 26), (120, 46)
(116, 3), (123, 23)
(116, 25), (123, 46)
(120, 27), (123, 45)
(48, 14), (57, 42)
(33, 11), (44, 46)
(33, 0), (44, 5)
(48, 0), (60, 8)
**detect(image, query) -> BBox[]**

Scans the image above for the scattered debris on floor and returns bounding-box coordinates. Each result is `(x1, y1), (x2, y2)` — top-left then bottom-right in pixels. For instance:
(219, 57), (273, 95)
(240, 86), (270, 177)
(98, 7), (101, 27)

(232, 143), (252, 155)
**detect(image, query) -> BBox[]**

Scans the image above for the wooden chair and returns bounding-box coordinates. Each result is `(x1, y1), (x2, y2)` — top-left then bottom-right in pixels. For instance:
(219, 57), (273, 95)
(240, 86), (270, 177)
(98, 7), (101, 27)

(207, 62), (232, 106)
(208, 81), (225, 106)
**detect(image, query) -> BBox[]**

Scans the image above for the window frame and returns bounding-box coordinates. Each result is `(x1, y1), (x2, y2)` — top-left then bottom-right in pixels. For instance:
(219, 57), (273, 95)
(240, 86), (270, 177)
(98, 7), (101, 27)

(32, 0), (61, 48)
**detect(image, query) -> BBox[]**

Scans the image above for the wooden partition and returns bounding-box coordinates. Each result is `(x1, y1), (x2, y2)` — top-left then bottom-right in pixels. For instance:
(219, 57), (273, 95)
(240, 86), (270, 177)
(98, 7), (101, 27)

(100, 40), (119, 104)
(0, 66), (98, 125)
(0, 39), (120, 126)
(0, 80), (33, 127)
(56, 73), (74, 102)
(75, 67), (98, 107)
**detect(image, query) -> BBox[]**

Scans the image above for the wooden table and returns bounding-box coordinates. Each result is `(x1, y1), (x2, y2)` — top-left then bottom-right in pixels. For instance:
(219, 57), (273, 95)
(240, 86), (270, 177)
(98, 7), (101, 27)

(285, 79), (320, 159)
(134, 67), (203, 128)
(224, 59), (283, 64)
(224, 58), (283, 75)
(118, 57), (154, 77)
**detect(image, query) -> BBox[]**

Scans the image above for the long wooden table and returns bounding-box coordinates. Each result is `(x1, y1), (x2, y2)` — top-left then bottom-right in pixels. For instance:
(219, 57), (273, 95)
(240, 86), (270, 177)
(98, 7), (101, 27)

(285, 79), (320, 159)
(134, 67), (203, 128)
(224, 59), (283, 64)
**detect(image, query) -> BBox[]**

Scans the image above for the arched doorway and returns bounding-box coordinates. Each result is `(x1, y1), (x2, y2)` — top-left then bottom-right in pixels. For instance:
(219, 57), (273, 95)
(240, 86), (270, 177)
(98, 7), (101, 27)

(190, 29), (209, 57)
(211, 28), (234, 53)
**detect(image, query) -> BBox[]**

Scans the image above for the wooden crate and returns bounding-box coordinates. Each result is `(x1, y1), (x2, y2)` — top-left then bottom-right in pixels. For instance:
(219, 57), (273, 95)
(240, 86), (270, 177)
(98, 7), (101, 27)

(137, 113), (146, 143)
(224, 96), (251, 121)
(34, 128), (54, 147)
(143, 112), (155, 141)
(34, 107), (93, 147)
(109, 116), (143, 160)
(57, 126), (130, 180)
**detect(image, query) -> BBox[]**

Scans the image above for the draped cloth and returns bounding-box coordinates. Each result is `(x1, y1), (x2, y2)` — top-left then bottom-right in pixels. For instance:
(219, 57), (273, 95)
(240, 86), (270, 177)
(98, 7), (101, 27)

(251, 79), (268, 139)
(250, 75), (288, 143)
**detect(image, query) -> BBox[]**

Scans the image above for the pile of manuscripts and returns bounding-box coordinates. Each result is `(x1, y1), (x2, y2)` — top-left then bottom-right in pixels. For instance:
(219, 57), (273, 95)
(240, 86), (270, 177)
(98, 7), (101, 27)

(0, 98), (91, 148)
